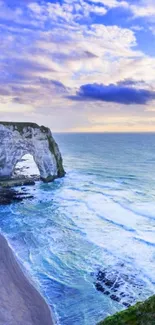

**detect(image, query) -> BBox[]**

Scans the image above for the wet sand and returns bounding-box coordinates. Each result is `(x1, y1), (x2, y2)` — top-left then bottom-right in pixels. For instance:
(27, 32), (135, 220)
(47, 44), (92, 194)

(0, 233), (54, 325)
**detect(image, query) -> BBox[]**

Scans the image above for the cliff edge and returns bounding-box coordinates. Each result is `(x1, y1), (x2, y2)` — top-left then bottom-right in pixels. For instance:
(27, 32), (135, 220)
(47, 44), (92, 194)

(0, 122), (65, 182)
(98, 295), (155, 325)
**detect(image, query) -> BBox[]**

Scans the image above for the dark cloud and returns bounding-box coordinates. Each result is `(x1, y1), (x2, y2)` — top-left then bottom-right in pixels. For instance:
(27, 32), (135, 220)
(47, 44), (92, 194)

(69, 83), (155, 105)
(0, 88), (10, 96)
(84, 51), (98, 58)
(39, 78), (66, 89)
(11, 86), (36, 93)
(117, 79), (145, 87)
(0, 59), (56, 90)
(8, 58), (54, 74)
(38, 78), (68, 94)
(13, 97), (22, 103)
(51, 50), (98, 63)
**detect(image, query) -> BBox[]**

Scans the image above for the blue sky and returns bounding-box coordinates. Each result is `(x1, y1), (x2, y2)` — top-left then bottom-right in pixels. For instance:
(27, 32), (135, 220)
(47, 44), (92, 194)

(0, 0), (155, 132)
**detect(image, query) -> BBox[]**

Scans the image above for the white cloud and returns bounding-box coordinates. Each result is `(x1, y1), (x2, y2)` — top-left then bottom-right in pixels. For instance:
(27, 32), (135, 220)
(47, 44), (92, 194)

(149, 26), (155, 35)
(90, 0), (128, 8)
(0, 0), (155, 131)
(131, 0), (155, 17)
(28, 0), (107, 25)
(92, 0), (155, 18)
(28, 2), (42, 15)
(131, 25), (145, 32)
(0, 100), (34, 112)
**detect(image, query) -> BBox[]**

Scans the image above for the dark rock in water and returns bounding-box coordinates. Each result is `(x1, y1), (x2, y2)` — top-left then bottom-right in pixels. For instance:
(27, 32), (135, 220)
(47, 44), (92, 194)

(110, 294), (121, 302)
(31, 174), (40, 179)
(0, 177), (35, 188)
(0, 188), (34, 205)
(93, 263), (148, 308)
(122, 302), (131, 307)
(95, 283), (110, 295)
(95, 282), (105, 292)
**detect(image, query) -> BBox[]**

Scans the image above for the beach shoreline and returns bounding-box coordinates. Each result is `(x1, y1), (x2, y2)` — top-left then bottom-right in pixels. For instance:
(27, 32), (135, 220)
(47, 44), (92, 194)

(0, 233), (55, 325)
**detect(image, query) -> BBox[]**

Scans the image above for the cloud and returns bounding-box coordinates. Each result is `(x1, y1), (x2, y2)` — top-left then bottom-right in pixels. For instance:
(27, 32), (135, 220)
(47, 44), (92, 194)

(0, 0), (155, 132)
(91, 0), (155, 19)
(0, 3), (142, 94)
(70, 83), (155, 105)
(117, 79), (146, 87)
(149, 26), (155, 35)
(39, 78), (67, 90)
(131, 25), (145, 32)
(130, 0), (155, 18)
(0, 100), (33, 112)
(90, 0), (128, 9)
(28, 0), (107, 25)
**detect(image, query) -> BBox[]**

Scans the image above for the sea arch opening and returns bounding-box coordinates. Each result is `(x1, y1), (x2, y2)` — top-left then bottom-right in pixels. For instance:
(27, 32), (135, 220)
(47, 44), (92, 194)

(14, 154), (40, 179)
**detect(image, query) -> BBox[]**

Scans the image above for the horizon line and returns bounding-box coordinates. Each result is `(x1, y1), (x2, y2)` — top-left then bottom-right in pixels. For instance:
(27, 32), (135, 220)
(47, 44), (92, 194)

(53, 131), (155, 134)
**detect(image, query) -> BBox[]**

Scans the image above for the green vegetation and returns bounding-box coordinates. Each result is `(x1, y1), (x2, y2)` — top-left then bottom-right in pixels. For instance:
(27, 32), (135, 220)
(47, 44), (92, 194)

(98, 295), (155, 325)
(41, 175), (56, 183)
(0, 122), (40, 134)
(40, 125), (65, 178)
(43, 126), (65, 178)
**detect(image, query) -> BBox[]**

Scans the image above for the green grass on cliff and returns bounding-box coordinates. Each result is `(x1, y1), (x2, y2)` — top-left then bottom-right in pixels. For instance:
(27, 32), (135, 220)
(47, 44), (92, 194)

(0, 122), (40, 133)
(98, 295), (155, 325)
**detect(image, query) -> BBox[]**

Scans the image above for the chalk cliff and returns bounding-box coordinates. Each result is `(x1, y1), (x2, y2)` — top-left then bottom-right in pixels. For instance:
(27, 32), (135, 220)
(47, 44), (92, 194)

(0, 122), (65, 182)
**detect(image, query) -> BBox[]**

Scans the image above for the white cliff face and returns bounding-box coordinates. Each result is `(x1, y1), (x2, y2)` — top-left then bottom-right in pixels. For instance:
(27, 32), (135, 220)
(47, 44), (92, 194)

(0, 122), (65, 181)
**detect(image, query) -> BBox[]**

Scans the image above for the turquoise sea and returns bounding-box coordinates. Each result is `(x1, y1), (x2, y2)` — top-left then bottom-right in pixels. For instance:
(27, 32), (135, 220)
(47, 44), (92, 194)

(0, 133), (155, 324)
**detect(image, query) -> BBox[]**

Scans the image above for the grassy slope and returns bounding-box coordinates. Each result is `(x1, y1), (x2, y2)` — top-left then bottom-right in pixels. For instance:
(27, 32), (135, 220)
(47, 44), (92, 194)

(98, 295), (155, 325)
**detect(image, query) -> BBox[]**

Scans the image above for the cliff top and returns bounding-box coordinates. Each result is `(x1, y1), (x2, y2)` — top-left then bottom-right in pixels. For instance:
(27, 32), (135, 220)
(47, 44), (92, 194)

(0, 122), (50, 134)
(98, 295), (155, 325)
(0, 121), (40, 128)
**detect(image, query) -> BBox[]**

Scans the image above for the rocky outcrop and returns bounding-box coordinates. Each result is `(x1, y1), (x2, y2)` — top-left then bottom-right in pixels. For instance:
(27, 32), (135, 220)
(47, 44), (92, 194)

(94, 264), (147, 308)
(0, 122), (65, 182)
(98, 295), (155, 325)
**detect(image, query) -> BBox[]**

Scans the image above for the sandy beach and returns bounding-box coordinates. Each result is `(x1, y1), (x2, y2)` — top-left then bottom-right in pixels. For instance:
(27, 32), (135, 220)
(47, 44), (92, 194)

(0, 233), (54, 325)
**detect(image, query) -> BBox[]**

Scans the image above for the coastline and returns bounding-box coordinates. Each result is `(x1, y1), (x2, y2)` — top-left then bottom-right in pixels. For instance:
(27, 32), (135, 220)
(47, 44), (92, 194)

(0, 232), (54, 325)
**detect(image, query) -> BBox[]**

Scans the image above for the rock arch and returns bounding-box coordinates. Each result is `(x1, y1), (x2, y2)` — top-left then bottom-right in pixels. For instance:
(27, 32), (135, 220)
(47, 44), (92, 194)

(0, 122), (65, 182)
(15, 153), (40, 177)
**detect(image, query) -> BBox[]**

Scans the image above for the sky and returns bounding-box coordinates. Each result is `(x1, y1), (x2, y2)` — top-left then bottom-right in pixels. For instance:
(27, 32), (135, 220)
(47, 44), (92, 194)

(1, 0), (155, 132)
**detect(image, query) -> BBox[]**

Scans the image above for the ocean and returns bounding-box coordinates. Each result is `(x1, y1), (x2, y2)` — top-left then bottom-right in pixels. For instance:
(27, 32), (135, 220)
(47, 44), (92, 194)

(0, 133), (155, 325)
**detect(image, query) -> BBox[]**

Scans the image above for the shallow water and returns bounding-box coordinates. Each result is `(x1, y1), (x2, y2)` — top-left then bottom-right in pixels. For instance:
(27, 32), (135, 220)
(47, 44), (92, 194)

(0, 133), (155, 324)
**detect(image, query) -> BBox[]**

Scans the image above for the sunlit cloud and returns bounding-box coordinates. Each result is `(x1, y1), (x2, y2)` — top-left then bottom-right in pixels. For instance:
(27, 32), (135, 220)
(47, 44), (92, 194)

(0, 0), (155, 131)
